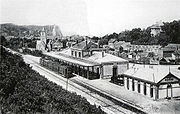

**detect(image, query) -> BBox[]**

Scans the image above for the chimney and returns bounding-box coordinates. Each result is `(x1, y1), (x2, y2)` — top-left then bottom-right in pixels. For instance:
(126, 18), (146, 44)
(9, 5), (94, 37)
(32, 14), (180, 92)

(102, 51), (105, 57)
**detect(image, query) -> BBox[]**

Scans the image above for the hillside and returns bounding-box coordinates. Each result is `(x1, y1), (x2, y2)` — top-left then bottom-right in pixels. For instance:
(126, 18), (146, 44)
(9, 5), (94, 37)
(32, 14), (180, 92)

(96, 20), (180, 46)
(0, 23), (56, 37)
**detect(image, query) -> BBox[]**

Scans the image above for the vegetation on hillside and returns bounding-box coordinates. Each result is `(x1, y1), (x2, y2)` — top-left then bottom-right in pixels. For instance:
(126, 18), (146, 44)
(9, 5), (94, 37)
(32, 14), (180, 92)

(93, 20), (180, 46)
(1, 20), (180, 47)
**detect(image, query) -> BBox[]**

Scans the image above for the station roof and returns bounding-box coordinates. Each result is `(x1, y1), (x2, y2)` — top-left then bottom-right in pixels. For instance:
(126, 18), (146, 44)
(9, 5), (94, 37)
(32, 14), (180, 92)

(44, 51), (99, 67)
(60, 48), (128, 64)
(123, 65), (180, 84)
(85, 51), (128, 64)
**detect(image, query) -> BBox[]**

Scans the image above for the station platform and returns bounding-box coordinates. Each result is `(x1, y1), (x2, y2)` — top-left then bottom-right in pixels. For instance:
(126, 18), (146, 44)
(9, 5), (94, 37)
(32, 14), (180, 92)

(71, 76), (180, 114)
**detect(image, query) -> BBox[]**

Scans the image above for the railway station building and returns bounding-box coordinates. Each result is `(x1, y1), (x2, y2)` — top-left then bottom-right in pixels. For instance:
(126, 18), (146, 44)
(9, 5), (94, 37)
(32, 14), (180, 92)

(44, 40), (129, 79)
(121, 66), (180, 100)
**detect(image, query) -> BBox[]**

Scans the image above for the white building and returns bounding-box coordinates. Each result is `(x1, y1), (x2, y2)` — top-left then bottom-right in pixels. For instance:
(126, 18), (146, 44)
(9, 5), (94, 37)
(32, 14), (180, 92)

(122, 65), (180, 100)
(150, 22), (163, 37)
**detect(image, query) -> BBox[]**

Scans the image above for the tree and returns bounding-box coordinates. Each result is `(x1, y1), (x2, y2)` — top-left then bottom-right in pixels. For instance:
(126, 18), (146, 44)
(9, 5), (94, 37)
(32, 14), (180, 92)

(0, 36), (8, 46)
(98, 39), (108, 46)
(91, 36), (99, 43)
(162, 20), (180, 43)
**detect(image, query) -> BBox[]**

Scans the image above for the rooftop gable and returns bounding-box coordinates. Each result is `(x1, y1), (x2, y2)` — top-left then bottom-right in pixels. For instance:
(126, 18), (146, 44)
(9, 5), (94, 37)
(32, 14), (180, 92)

(157, 72), (180, 85)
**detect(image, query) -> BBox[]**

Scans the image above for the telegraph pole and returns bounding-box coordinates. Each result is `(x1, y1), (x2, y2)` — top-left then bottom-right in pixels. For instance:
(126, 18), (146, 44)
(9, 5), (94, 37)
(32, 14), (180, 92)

(66, 77), (68, 91)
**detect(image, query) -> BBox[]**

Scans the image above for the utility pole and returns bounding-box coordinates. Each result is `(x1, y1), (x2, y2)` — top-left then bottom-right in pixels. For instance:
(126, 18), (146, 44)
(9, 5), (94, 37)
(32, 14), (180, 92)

(66, 77), (68, 91)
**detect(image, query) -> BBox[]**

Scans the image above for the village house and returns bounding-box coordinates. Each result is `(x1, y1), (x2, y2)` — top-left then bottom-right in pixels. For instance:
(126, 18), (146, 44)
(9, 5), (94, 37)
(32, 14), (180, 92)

(70, 40), (129, 78)
(71, 40), (98, 58)
(108, 39), (117, 49)
(163, 44), (180, 64)
(129, 45), (161, 53)
(150, 21), (163, 37)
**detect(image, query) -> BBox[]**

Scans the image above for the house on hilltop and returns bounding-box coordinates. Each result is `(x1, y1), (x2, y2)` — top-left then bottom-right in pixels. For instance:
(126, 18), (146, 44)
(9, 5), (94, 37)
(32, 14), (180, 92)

(150, 21), (163, 37)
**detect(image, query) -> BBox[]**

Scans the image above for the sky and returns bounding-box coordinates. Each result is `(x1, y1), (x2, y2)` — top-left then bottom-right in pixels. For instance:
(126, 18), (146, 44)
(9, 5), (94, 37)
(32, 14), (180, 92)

(1, 0), (180, 36)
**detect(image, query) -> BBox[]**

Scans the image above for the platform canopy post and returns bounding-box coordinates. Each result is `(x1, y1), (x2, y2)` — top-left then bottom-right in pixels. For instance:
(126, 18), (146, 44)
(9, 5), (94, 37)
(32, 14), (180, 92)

(171, 84), (173, 99)
(155, 86), (159, 100)
(87, 66), (89, 79)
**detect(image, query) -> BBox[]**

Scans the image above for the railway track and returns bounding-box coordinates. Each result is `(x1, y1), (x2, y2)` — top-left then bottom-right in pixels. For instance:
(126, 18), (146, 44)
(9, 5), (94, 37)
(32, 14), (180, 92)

(24, 55), (147, 114)
(72, 80), (146, 114)
(24, 57), (128, 114)
(9, 48), (147, 114)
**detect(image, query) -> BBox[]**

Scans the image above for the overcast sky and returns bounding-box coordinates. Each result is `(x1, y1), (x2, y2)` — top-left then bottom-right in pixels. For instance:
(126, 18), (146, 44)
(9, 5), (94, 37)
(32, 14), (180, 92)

(1, 0), (180, 36)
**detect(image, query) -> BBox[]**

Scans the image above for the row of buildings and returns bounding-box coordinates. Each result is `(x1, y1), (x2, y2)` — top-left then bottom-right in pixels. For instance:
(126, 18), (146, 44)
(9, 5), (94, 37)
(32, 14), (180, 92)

(44, 40), (129, 79)
(35, 26), (180, 100)
(106, 39), (180, 65)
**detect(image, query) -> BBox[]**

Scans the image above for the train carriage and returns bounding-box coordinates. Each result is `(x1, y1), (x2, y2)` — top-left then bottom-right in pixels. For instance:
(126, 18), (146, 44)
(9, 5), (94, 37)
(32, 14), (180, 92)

(40, 57), (73, 78)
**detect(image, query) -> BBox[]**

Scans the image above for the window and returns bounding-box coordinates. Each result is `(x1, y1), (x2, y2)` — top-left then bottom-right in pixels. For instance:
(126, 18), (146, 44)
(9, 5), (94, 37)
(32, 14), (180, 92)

(79, 52), (81, 58)
(97, 68), (99, 74)
(132, 79), (135, 91)
(144, 83), (147, 95)
(71, 51), (74, 56)
(75, 51), (77, 57)
(150, 85), (153, 98)
(138, 81), (141, 93)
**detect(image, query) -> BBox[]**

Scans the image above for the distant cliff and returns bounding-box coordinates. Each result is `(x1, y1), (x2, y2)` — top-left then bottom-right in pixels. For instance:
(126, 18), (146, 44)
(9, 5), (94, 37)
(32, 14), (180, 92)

(0, 23), (57, 37)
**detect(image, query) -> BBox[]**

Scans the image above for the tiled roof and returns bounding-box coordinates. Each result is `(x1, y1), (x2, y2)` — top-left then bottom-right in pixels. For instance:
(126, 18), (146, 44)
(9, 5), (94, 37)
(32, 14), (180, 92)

(72, 40), (97, 50)
(44, 51), (99, 66)
(72, 40), (87, 49)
